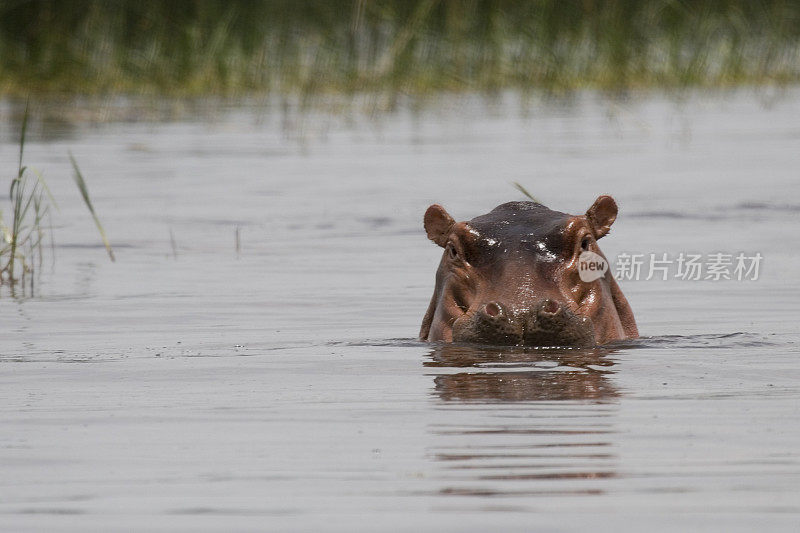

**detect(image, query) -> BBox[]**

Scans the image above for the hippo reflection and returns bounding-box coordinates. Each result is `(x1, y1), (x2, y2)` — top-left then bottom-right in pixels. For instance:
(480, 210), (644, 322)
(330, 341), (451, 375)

(426, 344), (618, 403)
(420, 197), (638, 346)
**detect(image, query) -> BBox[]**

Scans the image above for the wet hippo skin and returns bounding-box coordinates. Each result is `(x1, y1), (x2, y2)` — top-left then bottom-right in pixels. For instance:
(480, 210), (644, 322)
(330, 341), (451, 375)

(419, 196), (638, 346)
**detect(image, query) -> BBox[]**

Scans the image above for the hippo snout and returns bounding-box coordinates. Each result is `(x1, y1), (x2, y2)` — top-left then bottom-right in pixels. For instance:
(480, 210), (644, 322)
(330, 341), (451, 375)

(522, 300), (596, 347)
(452, 300), (596, 347)
(452, 302), (523, 346)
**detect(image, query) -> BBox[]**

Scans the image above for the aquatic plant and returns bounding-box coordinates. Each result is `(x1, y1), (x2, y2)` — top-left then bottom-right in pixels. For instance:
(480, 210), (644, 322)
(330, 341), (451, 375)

(0, 105), (51, 287)
(512, 182), (540, 204)
(0, 104), (114, 290)
(69, 153), (114, 262)
(0, 0), (799, 97)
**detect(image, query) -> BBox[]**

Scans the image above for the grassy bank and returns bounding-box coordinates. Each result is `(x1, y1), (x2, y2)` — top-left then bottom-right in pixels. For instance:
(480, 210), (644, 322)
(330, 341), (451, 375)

(1, 0), (800, 97)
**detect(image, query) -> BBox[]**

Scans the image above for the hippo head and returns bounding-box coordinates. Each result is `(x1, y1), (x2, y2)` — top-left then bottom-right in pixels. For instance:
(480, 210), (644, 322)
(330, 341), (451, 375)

(419, 197), (638, 347)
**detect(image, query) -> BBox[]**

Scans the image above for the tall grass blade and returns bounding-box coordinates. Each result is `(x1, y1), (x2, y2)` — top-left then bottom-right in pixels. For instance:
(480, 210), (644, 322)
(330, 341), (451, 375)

(18, 100), (28, 180)
(512, 182), (541, 204)
(31, 169), (59, 211)
(68, 152), (115, 262)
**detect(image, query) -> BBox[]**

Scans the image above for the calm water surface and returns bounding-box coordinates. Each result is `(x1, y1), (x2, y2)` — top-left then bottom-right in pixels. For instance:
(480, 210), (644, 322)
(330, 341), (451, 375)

(1, 91), (799, 531)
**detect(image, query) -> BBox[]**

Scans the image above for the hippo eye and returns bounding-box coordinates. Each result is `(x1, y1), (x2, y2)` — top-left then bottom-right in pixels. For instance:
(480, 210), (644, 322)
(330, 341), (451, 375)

(581, 236), (591, 251)
(446, 243), (458, 260)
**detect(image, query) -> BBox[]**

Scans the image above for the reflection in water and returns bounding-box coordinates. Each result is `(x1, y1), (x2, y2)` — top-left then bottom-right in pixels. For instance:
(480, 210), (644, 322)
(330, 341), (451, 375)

(433, 371), (614, 403)
(427, 344), (618, 403)
(425, 344), (620, 499)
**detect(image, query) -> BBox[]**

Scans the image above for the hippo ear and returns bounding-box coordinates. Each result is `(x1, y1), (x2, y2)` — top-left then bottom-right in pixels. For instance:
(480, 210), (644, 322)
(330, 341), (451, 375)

(424, 204), (455, 247)
(586, 195), (618, 239)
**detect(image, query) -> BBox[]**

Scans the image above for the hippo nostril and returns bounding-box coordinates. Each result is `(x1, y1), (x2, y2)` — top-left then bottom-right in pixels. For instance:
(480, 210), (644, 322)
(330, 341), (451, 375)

(541, 299), (560, 315)
(484, 302), (501, 318)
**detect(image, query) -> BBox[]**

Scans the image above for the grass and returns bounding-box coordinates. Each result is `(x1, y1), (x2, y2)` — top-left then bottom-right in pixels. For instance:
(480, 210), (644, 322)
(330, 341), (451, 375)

(0, 104), (52, 288)
(512, 182), (541, 204)
(0, 102), (114, 292)
(0, 1), (799, 98)
(69, 152), (115, 262)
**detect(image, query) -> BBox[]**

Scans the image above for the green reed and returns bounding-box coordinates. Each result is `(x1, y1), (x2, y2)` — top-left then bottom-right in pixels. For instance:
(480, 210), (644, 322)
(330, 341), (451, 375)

(0, 103), (113, 290)
(0, 104), (51, 287)
(69, 153), (115, 262)
(1, 0), (799, 97)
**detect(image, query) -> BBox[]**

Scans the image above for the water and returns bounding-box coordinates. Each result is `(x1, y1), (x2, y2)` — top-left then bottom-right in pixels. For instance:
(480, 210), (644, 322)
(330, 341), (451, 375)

(1, 90), (799, 531)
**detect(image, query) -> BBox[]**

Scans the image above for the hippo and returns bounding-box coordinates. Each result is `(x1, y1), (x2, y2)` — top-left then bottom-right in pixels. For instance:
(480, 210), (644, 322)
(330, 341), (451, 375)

(419, 196), (638, 346)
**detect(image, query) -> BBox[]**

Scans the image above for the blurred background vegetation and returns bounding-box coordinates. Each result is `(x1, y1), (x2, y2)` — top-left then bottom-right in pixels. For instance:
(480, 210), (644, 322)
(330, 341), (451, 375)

(1, 0), (799, 97)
